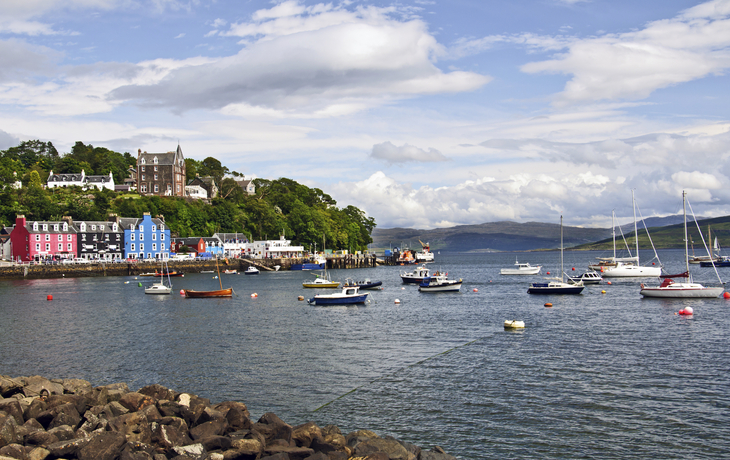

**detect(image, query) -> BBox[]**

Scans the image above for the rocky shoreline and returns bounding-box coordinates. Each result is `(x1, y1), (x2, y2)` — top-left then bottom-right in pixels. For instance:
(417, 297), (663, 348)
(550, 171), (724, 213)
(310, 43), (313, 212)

(0, 376), (456, 460)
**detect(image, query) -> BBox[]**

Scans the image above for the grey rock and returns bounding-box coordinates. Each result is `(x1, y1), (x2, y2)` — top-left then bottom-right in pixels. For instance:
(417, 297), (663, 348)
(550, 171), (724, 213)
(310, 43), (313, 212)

(0, 401), (24, 426)
(77, 431), (126, 460)
(354, 438), (410, 460)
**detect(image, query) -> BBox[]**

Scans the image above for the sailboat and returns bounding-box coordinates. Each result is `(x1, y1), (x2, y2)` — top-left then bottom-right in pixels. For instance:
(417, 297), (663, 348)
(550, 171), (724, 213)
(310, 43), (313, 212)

(689, 226), (716, 264)
(302, 235), (339, 288)
(640, 191), (724, 298)
(145, 260), (173, 295)
(600, 191), (662, 277)
(527, 216), (585, 295)
(184, 256), (233, 298)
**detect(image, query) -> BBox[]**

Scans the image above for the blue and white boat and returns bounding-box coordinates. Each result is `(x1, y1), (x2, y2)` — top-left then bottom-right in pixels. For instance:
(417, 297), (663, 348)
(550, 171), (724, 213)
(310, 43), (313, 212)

(418, 272), (462, 292)
(307, 285), (369, 305)
(291, 255), (326, 270)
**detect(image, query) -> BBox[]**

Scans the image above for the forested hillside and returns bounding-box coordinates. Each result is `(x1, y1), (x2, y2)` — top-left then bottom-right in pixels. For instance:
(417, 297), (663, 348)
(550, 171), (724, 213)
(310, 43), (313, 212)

(0, 140), (375, 252)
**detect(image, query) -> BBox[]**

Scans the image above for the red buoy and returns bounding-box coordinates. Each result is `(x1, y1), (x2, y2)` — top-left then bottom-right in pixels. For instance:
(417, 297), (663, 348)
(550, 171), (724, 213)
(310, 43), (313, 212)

(544, 302), (552, 308)
(572, 267), (575, 271)
(47, 295), (53, 301)
(607, 281), (612, 285)
(724, 292), (730, 299)
(546, 271), (550, 275)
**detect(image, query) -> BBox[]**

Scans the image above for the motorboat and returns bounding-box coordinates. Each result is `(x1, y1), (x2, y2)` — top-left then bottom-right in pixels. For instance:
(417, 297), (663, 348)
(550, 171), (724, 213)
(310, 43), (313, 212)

(307, 285), (369, 305)
(244, 266), (260, 275)
(640, 191), (724, 299)
(504, 320), (525, 329)
(154, 271), (184, 277)
(528, 216), (584, 295)
(223, 269), (238, 274)
(400, 265), (431, 284)
(418, 272), (462, 292)
(290, 256), (326, 270)
(343, 278), (382, 290)
(500, 260), (541, 275)
(415, 239), (435, 262)
(567, 271), (602, 285)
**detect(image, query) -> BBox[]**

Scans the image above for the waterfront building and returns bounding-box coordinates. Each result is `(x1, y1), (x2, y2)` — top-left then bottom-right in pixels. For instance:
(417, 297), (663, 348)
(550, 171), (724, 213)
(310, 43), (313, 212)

(137, 146), (186, 197)
(246, 235), (304, 259)
(234, 177), (256, 195)
(1, 226), (13, 261)
(71, 218), (124, 261)
(10, 215), (77, 262)
(122, 213), (170, 260)
(212, 232), (249, 258)
(171, 237), (205, 256)
(202, 237), (225, 257)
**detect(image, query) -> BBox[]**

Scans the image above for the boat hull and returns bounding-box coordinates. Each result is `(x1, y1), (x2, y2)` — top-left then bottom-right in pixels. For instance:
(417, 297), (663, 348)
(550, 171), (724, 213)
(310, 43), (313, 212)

(500, 268), (541, 275)
(640, 285), (723, 298)
(601, 265), (662, 277)
(418, 280), (462, 292)
(184, 288), (233, 298)
(699, 260), (730, 267)
(307, 294), (368, 305)
(290, 262), (326, 270)
(527, 283), (584, 295)
(145, 286), (171, 295)
(302, 282), (340, 288)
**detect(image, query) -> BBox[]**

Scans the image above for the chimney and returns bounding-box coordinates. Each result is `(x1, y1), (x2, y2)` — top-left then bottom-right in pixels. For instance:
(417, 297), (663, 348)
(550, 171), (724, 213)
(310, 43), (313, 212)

(108, 213), (120, 224)
(62, 216), (73, 225)
(156, 215), (165, 222)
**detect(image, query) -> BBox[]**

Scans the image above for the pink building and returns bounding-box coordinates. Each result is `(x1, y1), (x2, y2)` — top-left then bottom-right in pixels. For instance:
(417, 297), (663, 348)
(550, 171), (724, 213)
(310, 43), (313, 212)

(11, 215), (78, 262)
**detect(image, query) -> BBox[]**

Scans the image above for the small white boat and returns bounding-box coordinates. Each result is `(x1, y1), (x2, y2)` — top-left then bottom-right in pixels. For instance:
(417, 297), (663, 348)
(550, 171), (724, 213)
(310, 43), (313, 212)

(504, 320), (525, 329)
(145, 261), (172, 295)
(400, 265), (431, 284)
(244, 266), (260, 275)
(500, 260), (541, 275)
(307, 285), (368, 305)
(223, 269), (238, 274)
(418, 272), (462, 292)
(567, 271), (602, 285)
(200, 270), (215, 274)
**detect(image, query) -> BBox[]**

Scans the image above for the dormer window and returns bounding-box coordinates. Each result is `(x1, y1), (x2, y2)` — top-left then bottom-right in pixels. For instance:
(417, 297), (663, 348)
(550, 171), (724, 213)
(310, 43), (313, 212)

(139, 225), (144, 232)
(91, 225), (96, 231)
(141, 158), (146, 165)
(100, 225), (104, 231)
(112, 224), (118, 232)
(43, 224), (48, 231)
(153, 157), (158, 164)
(54, 224), (59, 231)
(63, 223), (68, 231)
(80, 223), (86, 232)
(33, 222), (38, 231)
(130, 224), (135, 231)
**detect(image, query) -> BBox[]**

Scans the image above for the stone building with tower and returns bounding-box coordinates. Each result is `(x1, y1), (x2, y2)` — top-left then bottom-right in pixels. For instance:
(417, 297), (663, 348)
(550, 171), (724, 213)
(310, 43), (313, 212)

(136, 145), (186, 197)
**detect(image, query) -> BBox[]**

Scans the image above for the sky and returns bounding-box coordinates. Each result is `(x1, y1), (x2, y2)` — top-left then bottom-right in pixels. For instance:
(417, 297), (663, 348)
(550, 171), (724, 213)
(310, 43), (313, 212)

(1, 0), (730, 229)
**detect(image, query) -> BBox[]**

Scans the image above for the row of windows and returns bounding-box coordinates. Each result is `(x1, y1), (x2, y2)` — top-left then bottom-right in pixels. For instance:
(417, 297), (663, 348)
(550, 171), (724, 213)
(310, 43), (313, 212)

(129, 233), (165, 241)
(35, 243), (73, 252)
(129, 243), (159, 251)
(140, 165), (159, 172)
(139, 184), (182, 193)
(35, 234), (73, 242)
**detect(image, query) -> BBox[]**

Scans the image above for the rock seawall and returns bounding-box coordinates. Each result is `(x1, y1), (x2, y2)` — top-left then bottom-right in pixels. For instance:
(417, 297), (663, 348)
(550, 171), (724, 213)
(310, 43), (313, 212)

(0, 375), (456, 460)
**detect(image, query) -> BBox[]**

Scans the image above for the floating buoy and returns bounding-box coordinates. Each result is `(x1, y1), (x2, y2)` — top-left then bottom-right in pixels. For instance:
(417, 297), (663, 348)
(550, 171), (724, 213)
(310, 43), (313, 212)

(138, 282), (142, 287)
(251, 293), (258, 298)
(572, 267), (575, 271)
(724, 292), (730, 299)
(180, 290), (185, 296)
(600, 268), (604, 272)
(47, 295), (53, 301)
(298, 295), (304, 301)
(394, 299), (401, 304)
(124, 281), (129, 284)
(504, 320), (525, 329)
(601, 290), (606, 294)
(473, 288), (478, 292)
(402, 287), (405, 290)
(544, 302), (552, 308)
(678, 306), (694, 316)
(546, 271), (550, 275)
(652, 262), (655, 265)
(607, 281), (612, 285)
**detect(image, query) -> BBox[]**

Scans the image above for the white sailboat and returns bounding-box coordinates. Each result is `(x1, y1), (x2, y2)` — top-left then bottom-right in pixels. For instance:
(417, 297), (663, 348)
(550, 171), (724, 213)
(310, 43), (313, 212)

(601, 191), (662, 278)
(640, 191), (724, 298)
(528, 216), (584, 295)
(145, 261), (172, 295)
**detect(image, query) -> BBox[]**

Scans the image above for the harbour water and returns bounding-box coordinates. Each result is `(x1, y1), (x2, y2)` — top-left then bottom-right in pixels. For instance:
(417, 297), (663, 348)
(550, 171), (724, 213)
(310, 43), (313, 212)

(1, 249), (729, 459)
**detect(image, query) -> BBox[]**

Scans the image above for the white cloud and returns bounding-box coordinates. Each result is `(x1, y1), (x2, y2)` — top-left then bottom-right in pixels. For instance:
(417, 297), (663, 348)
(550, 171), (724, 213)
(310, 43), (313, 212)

(174, 33), (185, 39)
(672, 171), (723, 189)
(520, 0), (730, 105)
(370, 141), (449, 163)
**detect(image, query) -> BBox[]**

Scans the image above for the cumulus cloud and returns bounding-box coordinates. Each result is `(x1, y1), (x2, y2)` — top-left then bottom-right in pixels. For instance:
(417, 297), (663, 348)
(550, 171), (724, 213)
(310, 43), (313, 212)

(370, 141), (449, 163)
(0, 39), (60, 83)
(109, 1), (490, 115)
(520, 0), (730, 105)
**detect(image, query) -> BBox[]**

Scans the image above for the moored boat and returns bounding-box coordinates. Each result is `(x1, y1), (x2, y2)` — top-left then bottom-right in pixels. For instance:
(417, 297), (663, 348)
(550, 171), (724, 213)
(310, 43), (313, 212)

(307, 285), (368, 305)
(184, 288), (233, 298)
(145, 261), (173, 295)
(418, 272), (462, 292)
(528, 216), (584, 295)
(504, 320), (525, 329)
(223, 269), (238, 274)
(500, 260), (541, 275)
(415, 239), (435, 262)
(400, 265), (431, 284)
(154, 271), (184, 277)
(567, 271), (602, 285)
(244, 266), (260, 275)
(343, 278), (382, 290)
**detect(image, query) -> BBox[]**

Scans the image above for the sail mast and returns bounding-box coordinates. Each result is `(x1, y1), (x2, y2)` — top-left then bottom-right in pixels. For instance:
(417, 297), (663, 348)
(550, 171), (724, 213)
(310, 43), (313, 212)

(560, 215), (564, 283)
(683, 191), (690, 277)
(612, 210), (616, 260)
(632, 189), (638, 264)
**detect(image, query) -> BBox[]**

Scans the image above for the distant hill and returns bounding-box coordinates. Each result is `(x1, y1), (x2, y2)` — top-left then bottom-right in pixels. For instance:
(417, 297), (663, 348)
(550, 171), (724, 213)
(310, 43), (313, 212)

(372, 215), (728, 253)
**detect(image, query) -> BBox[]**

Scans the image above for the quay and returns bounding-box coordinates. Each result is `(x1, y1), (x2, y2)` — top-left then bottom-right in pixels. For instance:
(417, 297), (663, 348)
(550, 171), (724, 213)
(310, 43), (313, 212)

(0, 254), (379, 280)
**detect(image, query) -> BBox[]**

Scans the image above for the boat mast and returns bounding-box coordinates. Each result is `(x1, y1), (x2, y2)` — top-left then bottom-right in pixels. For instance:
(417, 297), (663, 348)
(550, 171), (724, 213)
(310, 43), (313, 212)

(612, 210), (616, 260)
(682, 190), (692, 276)
(560, 215), (564, 283)
(632, 189), (639, 264)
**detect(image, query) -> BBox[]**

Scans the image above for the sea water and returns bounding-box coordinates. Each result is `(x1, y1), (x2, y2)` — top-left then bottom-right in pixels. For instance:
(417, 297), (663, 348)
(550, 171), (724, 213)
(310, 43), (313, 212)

(1, 249), (728, 459)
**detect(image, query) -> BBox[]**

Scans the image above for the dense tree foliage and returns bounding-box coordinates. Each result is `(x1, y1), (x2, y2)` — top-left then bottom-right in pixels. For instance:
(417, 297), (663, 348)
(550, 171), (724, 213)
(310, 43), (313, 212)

(0, 141), (375, 252)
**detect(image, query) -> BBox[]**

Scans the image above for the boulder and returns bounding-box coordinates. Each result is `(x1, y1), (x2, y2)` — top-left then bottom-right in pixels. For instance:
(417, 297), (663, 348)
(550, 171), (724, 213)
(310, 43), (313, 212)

(20, 378), (62, 398)
(193, 407), (226, 427)
(46, 403), (82, 430)
(45, 437), (90, 458)
(223, 407), (250, 433)
(0, 414), (20, 448)
(212, 402), (250, 421)
(354, 438), (410, 460)
(119, 393), (157, 413)
(189, 420), (228, 441)
(137, 385), (179, 403)
(23, 432), (57, 448)
(419, 447), (457, 460)
(0, 401), (24, 426)
(139, 405), (162, 423)
(0, 443), (29, 460)
(108, 412), (152, 444)
(198, 436), (232, 452)
(252, 413), (292, 446)
(292, 422), (322, 448)
(221, 450), (258, 460)
(259, 454), (288, 460)
(151, 421), (191, 451)
(61, 379), (93, 396)
(0, 377), (23, 398)
(263, 445), (314, 460)
(27, 447), (49, 460)
(308, 437), (338, 455)
(171, 443), (206, 460)
(76, 431), (127, 460)
(22, 400), (47, 423)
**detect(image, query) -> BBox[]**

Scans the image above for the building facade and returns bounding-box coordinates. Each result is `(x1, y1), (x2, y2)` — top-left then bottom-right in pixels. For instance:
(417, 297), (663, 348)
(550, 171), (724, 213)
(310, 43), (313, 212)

(213, 232), (249, 258)
(137, 145), (186, 197)
(47, 170), (115, 191)
(246, 236), (304, 259)
(122, 213), (170, 260)
(73, 218), (124, 261)
(10, 215), (77, 262)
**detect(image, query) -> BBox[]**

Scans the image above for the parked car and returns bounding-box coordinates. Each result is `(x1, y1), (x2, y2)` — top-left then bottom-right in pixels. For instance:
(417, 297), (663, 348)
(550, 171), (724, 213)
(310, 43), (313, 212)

(73, 258), (89, 264)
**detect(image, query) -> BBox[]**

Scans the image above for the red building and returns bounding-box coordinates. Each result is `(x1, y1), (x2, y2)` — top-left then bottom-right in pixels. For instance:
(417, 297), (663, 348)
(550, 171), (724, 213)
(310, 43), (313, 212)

(10, 215), (78, 262)
(170, 237), (205, 255)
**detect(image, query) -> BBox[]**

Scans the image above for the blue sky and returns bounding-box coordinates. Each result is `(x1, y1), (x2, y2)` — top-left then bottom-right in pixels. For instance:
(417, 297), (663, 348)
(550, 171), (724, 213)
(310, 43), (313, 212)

(2, 0), (730, 229)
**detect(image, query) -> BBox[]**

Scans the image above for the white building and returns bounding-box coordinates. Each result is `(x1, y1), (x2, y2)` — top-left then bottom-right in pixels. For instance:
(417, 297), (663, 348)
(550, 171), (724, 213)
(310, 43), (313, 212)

(245, 236), (304, 259)
(213, 232), (249, 258)
(47, 170), (115, 191)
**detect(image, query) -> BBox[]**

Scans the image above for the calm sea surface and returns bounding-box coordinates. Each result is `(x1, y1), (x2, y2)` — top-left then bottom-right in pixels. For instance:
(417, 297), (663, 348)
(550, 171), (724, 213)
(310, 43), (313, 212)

(1, 250), (729, 459)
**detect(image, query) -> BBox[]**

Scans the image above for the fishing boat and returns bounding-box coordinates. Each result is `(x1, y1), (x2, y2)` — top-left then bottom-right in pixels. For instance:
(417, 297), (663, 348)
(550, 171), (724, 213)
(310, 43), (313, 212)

(500, 260), (541, 275)
(139, 272), (157, 277)
(343, 278), (382, 290)
(307, 285), (369, 306)
(154, 270), (184, 277)
(184, 257), (233, 298)
(145, 261), (172, 295)
(599, 192), (663, 277)
(567, 271), (603, 285)
(400, 265), (431, 284)
(302, 273), (340, 288)
(640, 192), (724, 298)
(528, 216), (584, 295)
(418, 271), (462, 292)
(398, 249), (417, 265)
(244, 266), (260, 275)
(290, 255), (326, 270)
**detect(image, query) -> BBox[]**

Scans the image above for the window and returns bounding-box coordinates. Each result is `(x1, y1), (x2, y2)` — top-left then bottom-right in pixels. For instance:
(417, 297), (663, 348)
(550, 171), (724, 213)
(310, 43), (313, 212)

(63, 223), (68, 231)
(167, 184), (171, 193)
(58, 234), (62, 241)
(35, 234), (40, 242)
(45, 234), (50, 241)
(91, 225), (96, 231)
(152, 225), (156, 232)
(131, 243), (135, 251)
(154, 184), (159, 192)
(161, 233), (165, 241)
(139, 252), (144, 258)
(140, 233), (144, 241)
(154, 166), (158, 171)
(152, 243), (157, 251)
(35, 243), (40, 251)
(141, 184), (147, 192)
(177, 184), (181, 193)
(67, 243), (72, 251)
(33, 222), (38, 231)
(141, 174), (145, 180)
(54, 224), (59, 231)
(154, 174), (158, 180)
(112, 224), (118, 232)
(153, 157), (158, 164)
(139, 225), (143, 232)
(140, 243), (144, 251)
(68, 234), (72, 241)
(45, 243), (50, 251)
(43, 224), (48, 231)
(58, 243), (62, 251)
(100, 225), (104, 231)
(130, 233), (135, 241)
(152, 233), (157, 241)
(80, 223), (86, 232)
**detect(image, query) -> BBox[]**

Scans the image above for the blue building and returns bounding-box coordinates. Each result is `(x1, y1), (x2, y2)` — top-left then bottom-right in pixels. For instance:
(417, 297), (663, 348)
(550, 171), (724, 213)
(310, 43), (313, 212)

(121, 213), (170, 260)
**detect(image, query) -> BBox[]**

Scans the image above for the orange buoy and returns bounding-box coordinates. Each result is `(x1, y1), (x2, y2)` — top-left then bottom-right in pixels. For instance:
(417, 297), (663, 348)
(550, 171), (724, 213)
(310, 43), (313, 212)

(601, 290), (606, 294)
(251, 293), (258, 297)
(473, 288), (478, 292)
(607, 281), (612, 285)
(544, 302), (552, 308)
(572, 267), (575, 271)
(678, 307), (693, 316)
(724, 292), (730, 299)
(47, 295), (53, 301)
